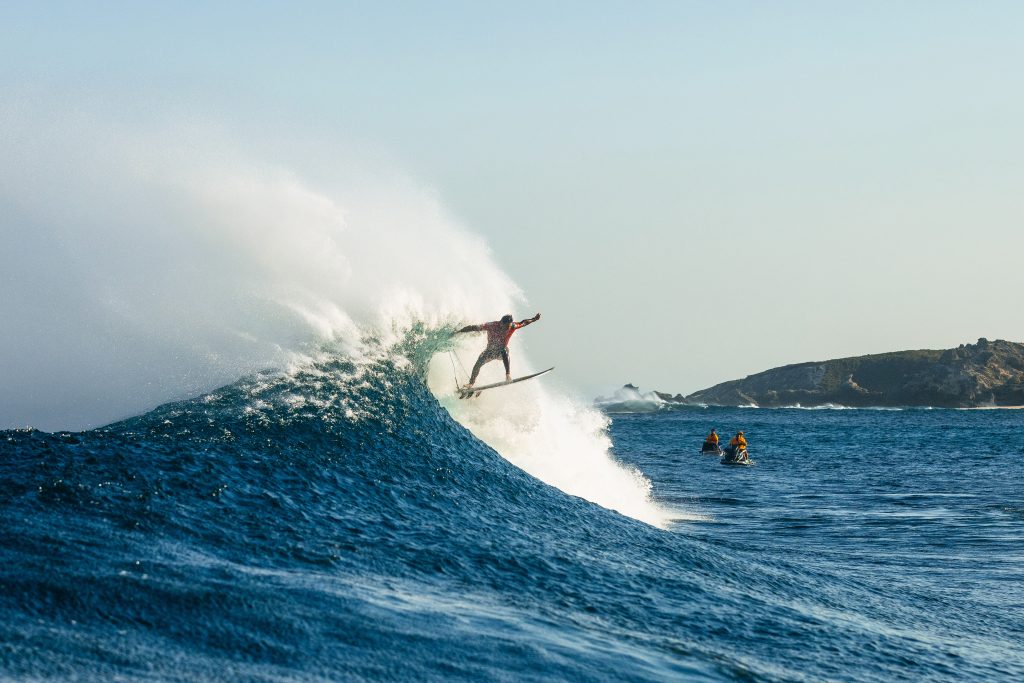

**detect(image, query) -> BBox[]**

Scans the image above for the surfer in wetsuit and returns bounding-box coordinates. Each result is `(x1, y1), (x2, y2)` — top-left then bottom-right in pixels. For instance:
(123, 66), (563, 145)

(456, 313), (541, 389)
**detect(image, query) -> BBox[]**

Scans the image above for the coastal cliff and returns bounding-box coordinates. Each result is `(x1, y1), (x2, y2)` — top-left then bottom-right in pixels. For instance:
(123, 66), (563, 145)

(678, 339), (1024, 408)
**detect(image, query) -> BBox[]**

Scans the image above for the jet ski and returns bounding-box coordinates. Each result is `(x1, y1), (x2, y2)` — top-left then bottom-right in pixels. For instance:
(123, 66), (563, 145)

(700, 442), (724, 456)
(721, 446), (752, 466)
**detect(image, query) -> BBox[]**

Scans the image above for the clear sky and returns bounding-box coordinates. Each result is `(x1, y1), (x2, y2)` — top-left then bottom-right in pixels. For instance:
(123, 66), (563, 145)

(4, 1), (1023, 401)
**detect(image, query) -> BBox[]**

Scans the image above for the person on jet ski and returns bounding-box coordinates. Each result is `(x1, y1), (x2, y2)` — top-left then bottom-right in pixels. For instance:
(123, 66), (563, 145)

(725, 431), (748, 461)
(702, 429), (720, 453)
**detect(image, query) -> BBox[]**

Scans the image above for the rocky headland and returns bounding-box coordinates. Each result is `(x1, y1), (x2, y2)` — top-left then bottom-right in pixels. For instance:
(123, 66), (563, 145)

(645, 339), (1024, 408)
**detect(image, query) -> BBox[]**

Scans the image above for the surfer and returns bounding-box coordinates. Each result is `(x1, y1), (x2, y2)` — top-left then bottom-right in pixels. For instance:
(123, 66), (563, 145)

(456, 313), (541, 389)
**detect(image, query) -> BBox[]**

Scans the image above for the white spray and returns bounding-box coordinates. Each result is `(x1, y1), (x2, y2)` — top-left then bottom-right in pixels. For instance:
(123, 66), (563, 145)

(0, 101), (673, 526)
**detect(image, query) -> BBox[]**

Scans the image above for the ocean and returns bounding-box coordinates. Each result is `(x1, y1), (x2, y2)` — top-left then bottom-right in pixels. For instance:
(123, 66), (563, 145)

(2, 339), (1022, 682)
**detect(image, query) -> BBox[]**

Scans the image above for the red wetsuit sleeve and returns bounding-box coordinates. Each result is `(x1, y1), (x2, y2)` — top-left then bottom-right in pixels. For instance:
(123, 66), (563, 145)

(503, 323), (526, 346)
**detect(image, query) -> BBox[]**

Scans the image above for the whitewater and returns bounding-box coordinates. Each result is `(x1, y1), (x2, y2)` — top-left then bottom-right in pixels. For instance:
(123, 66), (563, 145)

(3, 110), (1022, 682)
(0, 105), (670, 527)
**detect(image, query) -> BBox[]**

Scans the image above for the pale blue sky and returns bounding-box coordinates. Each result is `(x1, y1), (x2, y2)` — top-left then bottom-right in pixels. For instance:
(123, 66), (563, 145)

(4, 1), (1023, 400)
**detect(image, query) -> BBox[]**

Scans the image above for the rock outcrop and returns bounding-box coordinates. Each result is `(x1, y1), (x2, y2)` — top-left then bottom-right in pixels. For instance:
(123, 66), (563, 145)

(679, 339), (1024, 408)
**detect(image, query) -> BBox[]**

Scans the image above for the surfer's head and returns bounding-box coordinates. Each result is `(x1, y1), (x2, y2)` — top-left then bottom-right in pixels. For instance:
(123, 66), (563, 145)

(500, 314), (514, 325)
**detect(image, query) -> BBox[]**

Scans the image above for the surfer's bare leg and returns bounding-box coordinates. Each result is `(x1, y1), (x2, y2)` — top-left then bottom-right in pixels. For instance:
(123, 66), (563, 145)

(502, 348), (511, 382)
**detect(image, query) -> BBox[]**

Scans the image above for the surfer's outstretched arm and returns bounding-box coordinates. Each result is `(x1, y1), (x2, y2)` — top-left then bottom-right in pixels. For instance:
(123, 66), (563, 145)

(456, 324), (483, 334)
(517, 313), (541, 327)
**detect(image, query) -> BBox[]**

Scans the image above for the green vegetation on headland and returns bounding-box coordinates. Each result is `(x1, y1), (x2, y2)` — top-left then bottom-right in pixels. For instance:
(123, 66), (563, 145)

(665, 339), (1024, 408)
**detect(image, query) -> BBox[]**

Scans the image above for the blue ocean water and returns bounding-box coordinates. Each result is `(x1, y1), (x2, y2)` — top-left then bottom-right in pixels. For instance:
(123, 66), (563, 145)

(2, 352), (1023, 681)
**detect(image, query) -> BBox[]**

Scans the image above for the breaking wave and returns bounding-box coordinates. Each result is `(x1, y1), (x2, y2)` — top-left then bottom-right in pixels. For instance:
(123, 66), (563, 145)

(0, 101), (670, 526)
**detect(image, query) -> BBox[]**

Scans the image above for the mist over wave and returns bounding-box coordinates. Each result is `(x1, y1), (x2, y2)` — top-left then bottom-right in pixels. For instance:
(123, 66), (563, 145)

(1, 102), (517, 430)
(0, 101), (670, 525)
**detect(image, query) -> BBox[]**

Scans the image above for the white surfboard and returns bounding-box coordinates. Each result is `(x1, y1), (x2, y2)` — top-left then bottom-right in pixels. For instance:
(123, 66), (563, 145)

(457, 368), (554, 399)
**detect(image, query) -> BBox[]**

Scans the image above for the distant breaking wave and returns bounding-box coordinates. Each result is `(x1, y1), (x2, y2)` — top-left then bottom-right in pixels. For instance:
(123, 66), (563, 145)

(593, 384), (670, 413)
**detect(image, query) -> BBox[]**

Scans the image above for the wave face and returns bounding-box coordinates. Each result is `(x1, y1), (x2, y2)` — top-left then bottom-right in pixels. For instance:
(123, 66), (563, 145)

(0, 346), (696, 681)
